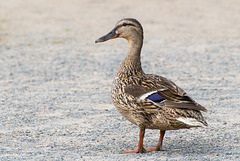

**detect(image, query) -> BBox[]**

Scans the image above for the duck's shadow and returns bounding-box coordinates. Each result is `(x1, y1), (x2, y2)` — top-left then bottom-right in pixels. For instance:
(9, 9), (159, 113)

(115, 136), (224, 156)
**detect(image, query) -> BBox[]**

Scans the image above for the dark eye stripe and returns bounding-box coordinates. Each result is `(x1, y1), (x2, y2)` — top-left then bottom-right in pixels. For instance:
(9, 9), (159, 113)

(122, 23), (135, 27)
(115, 23), (136, 30)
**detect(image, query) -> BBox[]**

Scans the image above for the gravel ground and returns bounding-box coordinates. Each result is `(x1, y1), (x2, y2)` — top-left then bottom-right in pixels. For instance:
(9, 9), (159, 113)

(0, 0), (239, 160)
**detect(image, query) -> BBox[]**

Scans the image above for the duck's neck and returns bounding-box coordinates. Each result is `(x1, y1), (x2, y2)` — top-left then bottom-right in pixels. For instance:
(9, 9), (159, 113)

(116, 38), (144, 77)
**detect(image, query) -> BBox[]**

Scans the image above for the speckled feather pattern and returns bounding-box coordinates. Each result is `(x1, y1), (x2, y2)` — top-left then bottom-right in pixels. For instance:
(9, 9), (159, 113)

(111, 72), (207, 130)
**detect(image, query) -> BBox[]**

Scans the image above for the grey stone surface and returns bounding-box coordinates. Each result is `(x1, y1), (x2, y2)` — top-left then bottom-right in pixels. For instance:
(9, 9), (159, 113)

(0, 0), (239, 160)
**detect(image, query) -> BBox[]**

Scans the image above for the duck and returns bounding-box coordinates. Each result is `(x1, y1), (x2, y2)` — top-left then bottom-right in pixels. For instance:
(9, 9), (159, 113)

(95, 18), (208, 153)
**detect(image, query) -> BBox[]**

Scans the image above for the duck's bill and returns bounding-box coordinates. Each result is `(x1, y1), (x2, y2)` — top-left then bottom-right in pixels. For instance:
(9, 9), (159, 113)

(95, 29), (118, 43)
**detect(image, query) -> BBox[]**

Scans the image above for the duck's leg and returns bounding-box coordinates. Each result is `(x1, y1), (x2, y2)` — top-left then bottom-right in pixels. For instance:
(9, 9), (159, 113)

(120, 129), (146, 153)
(146, 130), (166, 152)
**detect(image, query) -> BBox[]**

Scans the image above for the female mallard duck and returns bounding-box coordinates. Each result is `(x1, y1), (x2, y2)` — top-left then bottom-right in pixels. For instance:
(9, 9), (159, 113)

(95, 18), (208, 153)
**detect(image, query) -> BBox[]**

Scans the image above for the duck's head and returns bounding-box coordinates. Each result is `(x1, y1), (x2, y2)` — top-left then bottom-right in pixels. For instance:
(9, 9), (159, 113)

(95, 18), (143, 43)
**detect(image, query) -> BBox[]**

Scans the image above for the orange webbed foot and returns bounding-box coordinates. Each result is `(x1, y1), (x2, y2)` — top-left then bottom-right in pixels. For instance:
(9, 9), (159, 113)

(146, 147), (162, 152)
(120, 147), (146, 154)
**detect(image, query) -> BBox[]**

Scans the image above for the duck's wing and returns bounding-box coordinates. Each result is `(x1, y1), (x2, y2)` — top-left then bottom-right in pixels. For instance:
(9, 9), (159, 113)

(124, 75), (207, 112)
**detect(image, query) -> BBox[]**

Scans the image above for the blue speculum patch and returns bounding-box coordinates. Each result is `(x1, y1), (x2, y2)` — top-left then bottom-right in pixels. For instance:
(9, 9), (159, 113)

(147, 93), (165, 102)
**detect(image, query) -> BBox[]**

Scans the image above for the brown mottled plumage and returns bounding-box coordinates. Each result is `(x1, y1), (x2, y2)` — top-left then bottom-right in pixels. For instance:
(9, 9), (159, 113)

(95, 18), (208, 153)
